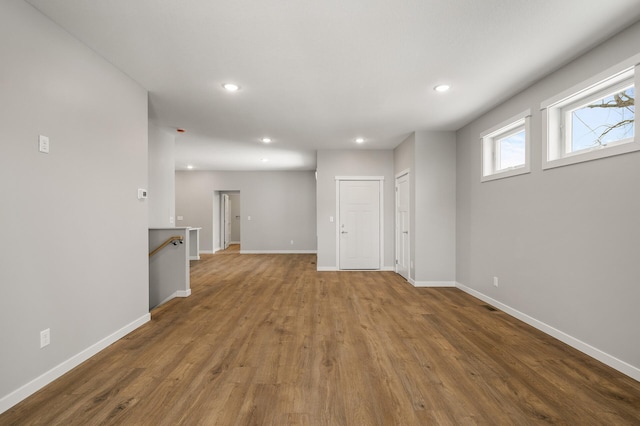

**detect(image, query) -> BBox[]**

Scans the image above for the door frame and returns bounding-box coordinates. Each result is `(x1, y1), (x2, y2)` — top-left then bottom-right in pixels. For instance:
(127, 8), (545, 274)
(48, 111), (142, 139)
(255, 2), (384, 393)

(395, 169), (410, 281)
(335, 176), (384, 270)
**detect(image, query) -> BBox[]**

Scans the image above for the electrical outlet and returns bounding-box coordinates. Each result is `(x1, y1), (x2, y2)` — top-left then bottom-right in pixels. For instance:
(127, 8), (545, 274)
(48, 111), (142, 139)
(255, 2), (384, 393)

(40, 328), (50, 348)
(493, 277), (499, 287)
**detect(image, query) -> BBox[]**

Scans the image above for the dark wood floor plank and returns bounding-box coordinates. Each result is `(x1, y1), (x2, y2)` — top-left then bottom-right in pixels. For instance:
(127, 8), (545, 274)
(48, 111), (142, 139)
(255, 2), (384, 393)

(2, 247), (639, 425)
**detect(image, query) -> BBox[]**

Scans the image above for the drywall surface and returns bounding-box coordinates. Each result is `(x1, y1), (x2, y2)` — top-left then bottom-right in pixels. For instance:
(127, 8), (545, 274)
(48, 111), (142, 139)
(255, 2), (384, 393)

(456, 21), (640, 373)
(316, 150), (395, 269)
(149, 228), (189, 309)
(394, 134), (416, 280)
(414, 131), (456, 284)
(148, 124), (175, 227)
(0, 0), (148, 409)
(229, 193), (241, 242)
(175, 171), (316, 252)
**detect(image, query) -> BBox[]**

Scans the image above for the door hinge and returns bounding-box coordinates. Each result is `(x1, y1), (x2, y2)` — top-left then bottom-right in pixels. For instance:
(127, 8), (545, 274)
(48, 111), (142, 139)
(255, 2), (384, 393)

(395, 259), (398, 264)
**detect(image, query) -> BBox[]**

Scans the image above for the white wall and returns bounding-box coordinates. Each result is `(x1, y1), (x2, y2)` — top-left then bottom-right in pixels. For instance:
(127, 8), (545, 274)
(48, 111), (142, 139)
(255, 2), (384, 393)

(148, 124), (175, 227)
(414, 131), (456, 285)
(175, 171), (317, 253)
(456, 21), (640, 379)
(316, 150), (395, 270)
(393, 132), (456, 285)
(0, 0), (149, 412)
(229, 193), (241, 242)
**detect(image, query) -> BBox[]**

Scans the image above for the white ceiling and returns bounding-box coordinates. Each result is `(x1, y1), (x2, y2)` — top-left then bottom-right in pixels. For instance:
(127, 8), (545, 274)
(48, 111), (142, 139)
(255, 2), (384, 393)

(26, 0), (640, 171)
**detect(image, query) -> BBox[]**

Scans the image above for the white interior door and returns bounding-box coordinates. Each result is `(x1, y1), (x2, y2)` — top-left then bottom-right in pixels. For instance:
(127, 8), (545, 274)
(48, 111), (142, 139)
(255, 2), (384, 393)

(222, 194), (231, 250)
(339, 180), (380, 270)
(396, 173), (410, 280)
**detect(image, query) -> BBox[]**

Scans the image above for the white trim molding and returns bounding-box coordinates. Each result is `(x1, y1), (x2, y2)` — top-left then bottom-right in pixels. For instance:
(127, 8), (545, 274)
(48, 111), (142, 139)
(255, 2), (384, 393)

(0, 314), (151, 415)
(240, 250), (317, 254)
(317, 266), (338, 271)
(413, 281), (456, 288)
(455, 282), (640, 382)
(176, 289), (191, 298)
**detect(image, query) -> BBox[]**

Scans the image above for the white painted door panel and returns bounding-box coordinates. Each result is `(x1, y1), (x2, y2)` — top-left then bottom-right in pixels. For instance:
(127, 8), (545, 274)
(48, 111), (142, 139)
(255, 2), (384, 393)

(339, 180), (380, 270)
(396, 174), (410, 280)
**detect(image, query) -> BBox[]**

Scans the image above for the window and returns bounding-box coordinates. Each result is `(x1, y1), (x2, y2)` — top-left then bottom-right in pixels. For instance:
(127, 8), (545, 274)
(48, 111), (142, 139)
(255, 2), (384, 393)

(542, 56), (639, 169)
(481, 110), (531, 182)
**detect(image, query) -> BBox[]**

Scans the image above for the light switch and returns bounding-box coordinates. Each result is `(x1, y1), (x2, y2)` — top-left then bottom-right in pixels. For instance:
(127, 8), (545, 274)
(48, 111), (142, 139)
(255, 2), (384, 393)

(330, 216), (334, 222)
(248, 216), (251, 221)
(39, 135), (50, 153)
(177, 216), (184, 221)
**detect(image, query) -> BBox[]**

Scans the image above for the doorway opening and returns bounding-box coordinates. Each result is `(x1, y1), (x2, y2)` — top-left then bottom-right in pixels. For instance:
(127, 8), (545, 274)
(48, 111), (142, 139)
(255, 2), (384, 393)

(213, 190), (241, 252)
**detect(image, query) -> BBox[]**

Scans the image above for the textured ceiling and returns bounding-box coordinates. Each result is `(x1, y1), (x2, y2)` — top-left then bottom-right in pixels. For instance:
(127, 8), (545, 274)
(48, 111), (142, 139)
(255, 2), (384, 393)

(26, 0), (640, 170)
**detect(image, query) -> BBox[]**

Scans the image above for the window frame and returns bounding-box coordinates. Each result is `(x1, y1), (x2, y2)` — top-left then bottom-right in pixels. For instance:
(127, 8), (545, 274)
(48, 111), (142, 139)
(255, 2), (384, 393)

(541, 55), (639, 170)
(480, 109), (531, 182)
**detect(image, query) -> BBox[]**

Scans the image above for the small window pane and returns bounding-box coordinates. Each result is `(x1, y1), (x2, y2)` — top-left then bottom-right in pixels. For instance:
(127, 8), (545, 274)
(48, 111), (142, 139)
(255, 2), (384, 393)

(570, 86), (635, 152)
(497, 130), (525, 170)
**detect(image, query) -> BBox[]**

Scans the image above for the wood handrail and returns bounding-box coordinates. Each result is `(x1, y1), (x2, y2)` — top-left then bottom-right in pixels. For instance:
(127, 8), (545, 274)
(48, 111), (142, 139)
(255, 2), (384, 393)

(149, 236), (184, 258)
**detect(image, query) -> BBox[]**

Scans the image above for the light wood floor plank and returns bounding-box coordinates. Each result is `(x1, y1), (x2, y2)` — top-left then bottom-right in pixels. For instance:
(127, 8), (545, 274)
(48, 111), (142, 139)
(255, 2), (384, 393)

(2, 247), (640, 425)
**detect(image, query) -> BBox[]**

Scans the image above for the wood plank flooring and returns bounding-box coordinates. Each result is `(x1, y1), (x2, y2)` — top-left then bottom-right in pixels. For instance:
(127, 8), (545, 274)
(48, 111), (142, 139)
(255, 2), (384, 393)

(2, 247), (640, 425)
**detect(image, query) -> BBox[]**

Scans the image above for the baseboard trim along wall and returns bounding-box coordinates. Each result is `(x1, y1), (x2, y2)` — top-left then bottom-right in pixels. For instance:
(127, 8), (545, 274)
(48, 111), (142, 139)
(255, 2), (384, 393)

(316, 267), (395, 272)
(0, 313), (151, 415)
(177, 289), (191, 297)
(156, 289), (192, 308)
(413, 281), (457, 288)
(455, 282), (640, 382)
(240, 250), (317, 254)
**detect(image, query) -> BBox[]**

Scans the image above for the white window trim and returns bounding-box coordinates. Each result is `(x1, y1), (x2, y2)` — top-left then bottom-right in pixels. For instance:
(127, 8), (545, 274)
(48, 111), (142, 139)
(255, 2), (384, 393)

(541, 54), (640, 170)
(480, 109), (531, 182)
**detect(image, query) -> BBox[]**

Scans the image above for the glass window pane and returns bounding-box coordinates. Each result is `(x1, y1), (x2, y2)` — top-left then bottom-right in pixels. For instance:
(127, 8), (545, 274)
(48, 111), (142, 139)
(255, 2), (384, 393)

(497, 130), (525, 170)
(570, 86), (635, 152)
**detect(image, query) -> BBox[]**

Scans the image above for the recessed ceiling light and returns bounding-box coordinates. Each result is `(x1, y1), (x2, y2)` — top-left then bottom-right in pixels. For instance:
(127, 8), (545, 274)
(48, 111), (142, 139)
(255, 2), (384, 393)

(261, 158), (269, 162)
(434, 84), (451, 93)
(355, 138), (365, 143)
(261, 137), (272, 143)
(223, 83), (240, 92)
(187, 165), (194, 169)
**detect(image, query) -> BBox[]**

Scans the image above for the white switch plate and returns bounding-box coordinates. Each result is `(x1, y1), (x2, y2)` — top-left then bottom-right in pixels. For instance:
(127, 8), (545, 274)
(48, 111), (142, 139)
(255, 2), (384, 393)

(39, 135), (50, 153)
(177, 216), (184, 221)
(248, 216), (251, 221)
(330, 216), (334, 222)
(40, 328), (50, 348)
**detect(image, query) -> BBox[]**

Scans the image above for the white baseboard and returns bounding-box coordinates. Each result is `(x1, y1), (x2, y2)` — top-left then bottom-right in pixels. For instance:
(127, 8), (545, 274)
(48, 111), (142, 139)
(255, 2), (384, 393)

(413, 281), (456, 288)
(316, 266), (395, 272)
(176, 289), (191, 298)
(156, 288), (191, 308)
(455, 282), (640, 382)
(240, 250), (317, 254)
(199, 250), (215, 254)
(0, 313), (151, 415)
(189, 256), (200, 260)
